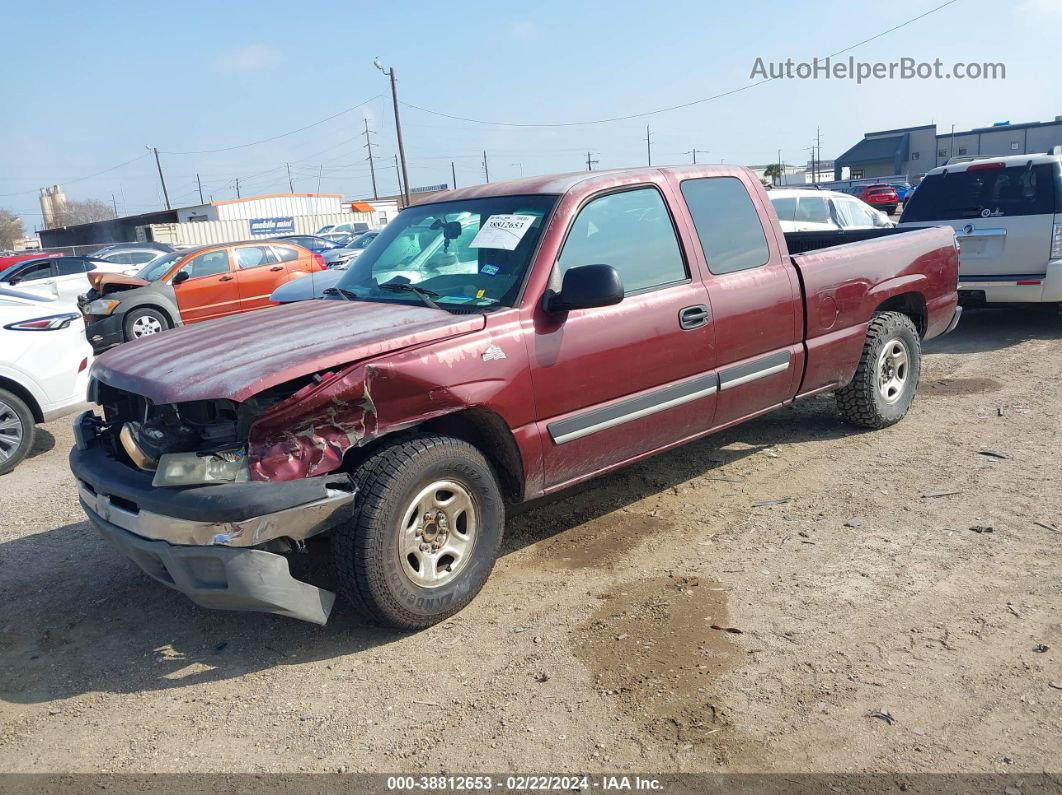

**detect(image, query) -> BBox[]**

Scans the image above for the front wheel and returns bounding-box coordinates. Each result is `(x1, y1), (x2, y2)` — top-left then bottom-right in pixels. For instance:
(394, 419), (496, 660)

(332, 434), (506, 629)
(836, 311), (921, 429)
(123, 307), (170, 342)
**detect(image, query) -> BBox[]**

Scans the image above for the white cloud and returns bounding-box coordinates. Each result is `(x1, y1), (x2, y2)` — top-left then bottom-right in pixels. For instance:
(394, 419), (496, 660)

(214, 43), (280, 73)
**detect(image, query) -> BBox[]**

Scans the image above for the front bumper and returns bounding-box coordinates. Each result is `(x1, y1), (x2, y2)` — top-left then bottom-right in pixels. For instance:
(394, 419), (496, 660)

(71, 412), (355, 623)
(84, 313), (124, 352)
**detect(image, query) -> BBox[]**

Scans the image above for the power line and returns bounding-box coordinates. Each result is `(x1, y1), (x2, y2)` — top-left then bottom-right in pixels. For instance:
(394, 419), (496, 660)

(0, 152), (151, 198)
(397, 0), (961, 128)
(159, 94), (383, 155)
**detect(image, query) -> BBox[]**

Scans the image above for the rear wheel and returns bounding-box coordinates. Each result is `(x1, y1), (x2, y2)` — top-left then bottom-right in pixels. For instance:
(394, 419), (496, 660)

(0, 388), (35, 476)
(332, 434), (505, 629)
(123, 308), (169, 341)
(836, 311), (921, 429)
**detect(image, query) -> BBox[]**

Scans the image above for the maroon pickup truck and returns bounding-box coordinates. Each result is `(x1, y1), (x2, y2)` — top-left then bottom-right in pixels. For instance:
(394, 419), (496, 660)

(70, 166), (960, 628)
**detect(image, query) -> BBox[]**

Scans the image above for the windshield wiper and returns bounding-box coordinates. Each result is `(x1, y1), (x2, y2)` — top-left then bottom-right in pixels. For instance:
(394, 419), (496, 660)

(378, 282), (441, 309)
(322, 286), (361, 301)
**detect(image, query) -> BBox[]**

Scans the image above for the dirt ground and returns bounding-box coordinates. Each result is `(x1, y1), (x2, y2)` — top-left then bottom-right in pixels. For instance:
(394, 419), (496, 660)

(0, 306), (1059, 774)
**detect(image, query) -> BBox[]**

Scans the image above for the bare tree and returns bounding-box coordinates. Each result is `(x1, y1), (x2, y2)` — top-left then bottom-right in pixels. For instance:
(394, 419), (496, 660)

(61, 198), (117, 226)
(0, 209), (24, 251)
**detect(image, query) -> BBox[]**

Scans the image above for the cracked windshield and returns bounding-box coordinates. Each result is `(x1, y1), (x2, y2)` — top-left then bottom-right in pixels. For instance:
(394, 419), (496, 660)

(334, 195), (555, 309)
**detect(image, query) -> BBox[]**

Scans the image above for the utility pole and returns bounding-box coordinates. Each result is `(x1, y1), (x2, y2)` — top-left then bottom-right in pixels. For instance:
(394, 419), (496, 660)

(393, 155), (403, 204)
(482, 151), (490, 183)
(374, 58), (410, 206)
(235, 176), (240, 198)
(317, 165), (323, 193)
(111, 194), (118, 216)
(196, 173), (204, 204)
(776, 149), (782, 185)
(148, 146), (170, 210)
(362, 118), (379, 200)
(814, 126), (822, 183)
(685, 148), (709, 164)
(511, 162), (523, 177)
(645, 124), (653, 166)
(451, 161), (457, 189)
(585, 151), (599, 171)
(286, 162), (294, 193)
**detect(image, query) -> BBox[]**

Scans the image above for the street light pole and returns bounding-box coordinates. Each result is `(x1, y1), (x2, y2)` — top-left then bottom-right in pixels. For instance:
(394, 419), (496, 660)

(375, 57), (411, 207)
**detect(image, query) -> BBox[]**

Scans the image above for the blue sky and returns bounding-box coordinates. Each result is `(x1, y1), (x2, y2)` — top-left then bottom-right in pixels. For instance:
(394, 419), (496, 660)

(1, 0), (1059, 231)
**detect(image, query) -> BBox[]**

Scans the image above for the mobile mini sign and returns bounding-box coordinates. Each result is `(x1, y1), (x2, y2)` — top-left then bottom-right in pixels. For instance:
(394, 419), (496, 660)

(249, 217), (295, 235)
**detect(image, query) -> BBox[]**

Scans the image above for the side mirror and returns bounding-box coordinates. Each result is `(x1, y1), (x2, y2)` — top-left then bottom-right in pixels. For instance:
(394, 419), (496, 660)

(171, 270), (189, 285)
(547, 264), (624, 313)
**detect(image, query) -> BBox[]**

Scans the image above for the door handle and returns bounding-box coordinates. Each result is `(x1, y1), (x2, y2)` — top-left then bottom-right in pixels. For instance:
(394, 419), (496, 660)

(218, 275), (234, 281)
(679, 304), (710, 330)
(269, 266), (284, 271)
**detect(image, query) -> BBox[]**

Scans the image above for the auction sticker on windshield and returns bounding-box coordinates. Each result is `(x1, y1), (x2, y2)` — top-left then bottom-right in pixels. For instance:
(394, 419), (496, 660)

(470, 214), (537, 251)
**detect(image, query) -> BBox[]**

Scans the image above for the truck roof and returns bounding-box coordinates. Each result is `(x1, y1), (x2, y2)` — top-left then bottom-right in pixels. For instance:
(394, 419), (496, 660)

(419, 165), (751, 203)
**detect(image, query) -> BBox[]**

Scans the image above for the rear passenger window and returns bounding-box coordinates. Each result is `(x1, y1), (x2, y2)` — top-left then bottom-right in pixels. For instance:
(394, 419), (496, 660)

(796, 196), (832, 224)
(272, 245), (300, 262)
(56, 259), (87, 275)
(235, 246), (279, 269)
(681, 177), (770, 274)
(557, 187), (686, 293)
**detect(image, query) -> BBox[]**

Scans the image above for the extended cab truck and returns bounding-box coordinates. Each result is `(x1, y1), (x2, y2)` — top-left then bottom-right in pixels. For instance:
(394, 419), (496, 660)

(70, 166), (961, 628)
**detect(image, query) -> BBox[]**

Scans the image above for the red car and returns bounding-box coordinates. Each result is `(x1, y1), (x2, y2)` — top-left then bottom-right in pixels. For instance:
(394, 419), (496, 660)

(849, 184), (900, 215)
(71, 165), (960, 628)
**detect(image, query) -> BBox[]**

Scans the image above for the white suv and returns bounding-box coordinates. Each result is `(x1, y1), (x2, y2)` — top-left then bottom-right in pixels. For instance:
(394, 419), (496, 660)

(899, 153), (1062, 305)
(0, 288), (93, 474)
(769, 188), (894, 233)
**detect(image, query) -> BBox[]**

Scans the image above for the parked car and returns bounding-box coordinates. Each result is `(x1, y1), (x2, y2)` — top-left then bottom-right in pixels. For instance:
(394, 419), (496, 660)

(889, 182), (914, 205)
(317, 221), (369, 237)
(322, 230), (381, 268)
(848, 184), (900, 215)
(70, 165), (959, 628)
(0, 256), (140, 302)
(0, 287), (93, 474)
(769, 188), (894, 232)
(900, 152), (1062, 305)
(79, 240), (326, 351)
(91, 243), (174, 268)
(0, 251), (61, 277)
(269, 235), (341, 254)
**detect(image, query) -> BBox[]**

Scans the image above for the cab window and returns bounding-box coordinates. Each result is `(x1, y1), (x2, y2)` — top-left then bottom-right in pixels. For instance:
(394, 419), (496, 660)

(556, 187), (687, 293)
(795, 196), (832, 224)
(681, 177), (770, 274)
(181, 250), (230, 280)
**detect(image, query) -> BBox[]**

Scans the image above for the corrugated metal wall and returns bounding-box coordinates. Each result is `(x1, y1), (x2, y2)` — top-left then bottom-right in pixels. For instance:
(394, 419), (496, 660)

(143, 213), (376, 247)
(213, 195), (343, 221)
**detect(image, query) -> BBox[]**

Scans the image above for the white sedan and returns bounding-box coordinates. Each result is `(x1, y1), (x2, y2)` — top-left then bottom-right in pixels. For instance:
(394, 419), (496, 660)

(0, 256), (140, 303)
(769, 188), (894, 233)
(0, 288), (93, 474)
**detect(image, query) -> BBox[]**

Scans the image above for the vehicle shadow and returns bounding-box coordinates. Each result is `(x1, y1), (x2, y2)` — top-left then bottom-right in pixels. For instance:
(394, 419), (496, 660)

(25, 428), (55, 461)
(924, 305), (1061, 356)
(0, 398), (855, 705)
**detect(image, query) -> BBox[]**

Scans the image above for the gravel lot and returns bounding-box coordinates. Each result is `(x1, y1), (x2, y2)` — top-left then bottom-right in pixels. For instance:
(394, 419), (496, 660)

(0, 306), (1059, 774)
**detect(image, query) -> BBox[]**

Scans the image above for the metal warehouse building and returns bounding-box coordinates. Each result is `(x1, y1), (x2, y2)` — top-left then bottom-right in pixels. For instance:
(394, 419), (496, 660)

(834, 115), (1062, 180)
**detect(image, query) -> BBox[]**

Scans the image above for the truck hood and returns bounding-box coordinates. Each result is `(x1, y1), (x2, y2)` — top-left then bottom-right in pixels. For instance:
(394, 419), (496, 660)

(92, 299), (486, 403)
(88, 272), (150, 293)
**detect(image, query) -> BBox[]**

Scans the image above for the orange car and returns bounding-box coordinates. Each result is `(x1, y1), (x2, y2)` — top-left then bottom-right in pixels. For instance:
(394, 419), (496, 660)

(80, 240), (325, 350)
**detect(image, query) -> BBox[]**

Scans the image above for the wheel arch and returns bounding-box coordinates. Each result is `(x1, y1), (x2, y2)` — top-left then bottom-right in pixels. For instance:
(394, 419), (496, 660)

(344, 407), (526, 503)
(0, 376), (43, 423)
(873, 291), (927, 337)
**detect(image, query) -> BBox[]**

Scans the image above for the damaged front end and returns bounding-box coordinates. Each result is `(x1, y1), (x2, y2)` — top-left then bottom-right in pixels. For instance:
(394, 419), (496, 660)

(71, 375), (364, 624)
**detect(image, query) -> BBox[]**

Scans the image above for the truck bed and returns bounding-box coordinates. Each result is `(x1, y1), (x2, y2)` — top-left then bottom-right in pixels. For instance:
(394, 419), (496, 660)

(783, 226), (926, 256)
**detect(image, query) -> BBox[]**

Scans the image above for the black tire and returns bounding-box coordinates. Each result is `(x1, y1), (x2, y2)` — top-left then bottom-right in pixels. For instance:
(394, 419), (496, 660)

(836, 311), (921, 429)
(122, 307), (170, 342)
(332, 434), (505, 629)
(0, 388), (36, 476)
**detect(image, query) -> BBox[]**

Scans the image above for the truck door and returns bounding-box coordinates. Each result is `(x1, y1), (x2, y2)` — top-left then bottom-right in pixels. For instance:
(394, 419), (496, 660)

(529, 184), (717, 489)
(173, 248), (241, 323)
(232, 245), (287, 310)
(668, 173), (801, 428)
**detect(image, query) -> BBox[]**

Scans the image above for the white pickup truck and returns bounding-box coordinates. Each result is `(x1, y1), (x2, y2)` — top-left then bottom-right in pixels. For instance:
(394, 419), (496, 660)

(899, 152), (1062, 305)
